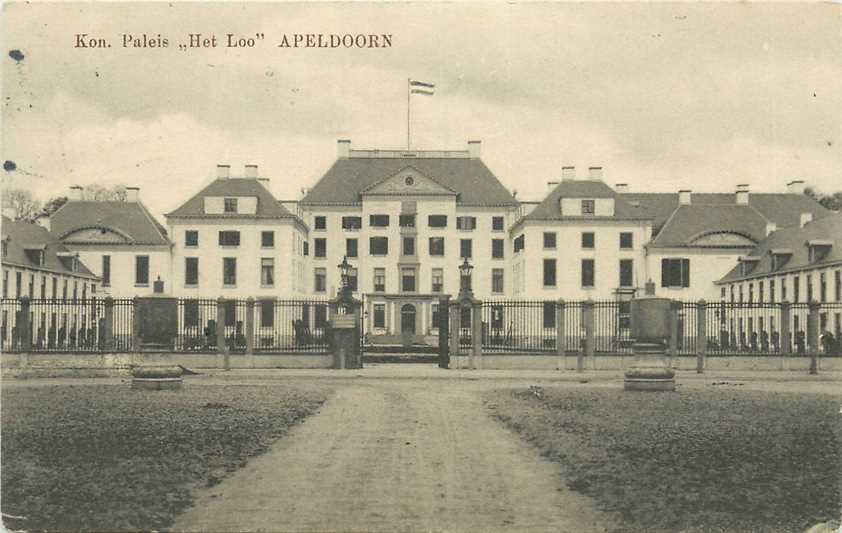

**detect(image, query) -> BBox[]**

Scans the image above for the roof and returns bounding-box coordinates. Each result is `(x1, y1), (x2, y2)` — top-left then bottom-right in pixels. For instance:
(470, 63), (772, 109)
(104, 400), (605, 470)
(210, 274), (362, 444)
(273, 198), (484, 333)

(717, 213), (842, 283)
(1, 216), (98, 279)
(521, 180), (652, 222)
(301, 157), (518, 206)
(167, 178), (298, 220)
(52, 201), (170, 246)
(620, 192), (831, 235)
(648, 204), (767, 248)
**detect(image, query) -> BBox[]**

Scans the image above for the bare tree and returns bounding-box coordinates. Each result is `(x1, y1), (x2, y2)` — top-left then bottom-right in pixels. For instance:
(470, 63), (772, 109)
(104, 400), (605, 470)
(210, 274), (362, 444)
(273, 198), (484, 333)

(82, 184), (127, 202)
(804, 187), (842, 212)
(41, 196), (68, 217)
(3, 188), (42, 222)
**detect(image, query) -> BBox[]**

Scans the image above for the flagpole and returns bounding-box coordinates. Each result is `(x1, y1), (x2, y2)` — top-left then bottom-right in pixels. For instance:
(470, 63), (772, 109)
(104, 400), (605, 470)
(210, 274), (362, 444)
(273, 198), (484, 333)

(407, 78), (411, 150)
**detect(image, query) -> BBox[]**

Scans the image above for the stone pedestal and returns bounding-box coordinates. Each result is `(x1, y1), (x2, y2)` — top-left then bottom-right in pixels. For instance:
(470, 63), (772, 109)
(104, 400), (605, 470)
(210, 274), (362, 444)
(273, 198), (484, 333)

(136, 295), (178, 352)
(624, 296), (676, 392)
(331, 313), (361, 369)
(131, 365), (183, 390)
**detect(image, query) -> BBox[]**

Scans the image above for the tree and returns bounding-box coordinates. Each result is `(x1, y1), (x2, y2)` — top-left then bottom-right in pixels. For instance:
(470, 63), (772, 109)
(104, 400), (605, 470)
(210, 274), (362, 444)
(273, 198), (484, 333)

(804, 187), (842, 211)
(41, 196), (68, 217)
(3, 188), (42, 222)
(82, 184), (127, 202)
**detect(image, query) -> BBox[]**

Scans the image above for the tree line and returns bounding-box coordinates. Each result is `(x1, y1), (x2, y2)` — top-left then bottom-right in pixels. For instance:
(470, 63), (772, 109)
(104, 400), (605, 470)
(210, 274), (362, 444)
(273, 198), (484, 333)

(3, 185), (128, 223)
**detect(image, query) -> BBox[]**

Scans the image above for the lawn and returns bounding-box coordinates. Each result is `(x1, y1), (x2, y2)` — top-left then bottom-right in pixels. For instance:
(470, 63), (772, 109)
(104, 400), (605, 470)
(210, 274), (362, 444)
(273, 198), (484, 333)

(486, 386), (841, 533)
(1, 382), (331, 532)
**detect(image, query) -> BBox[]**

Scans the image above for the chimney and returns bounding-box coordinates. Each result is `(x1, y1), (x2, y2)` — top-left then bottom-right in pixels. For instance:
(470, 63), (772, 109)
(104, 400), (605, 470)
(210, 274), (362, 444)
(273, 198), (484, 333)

(800, 212), (813, 228)
(216, 164), (230, 180)
(34, 215), (50, 232)
(615, 183), (629, 193)
(561, 166), (576, 181)
(765, 222), (777, 236)
(736, 184), (750, 205)
(69, 185), (83, 201)
(244, 164), (258, 178)
(787, 180), (806, 195)
(337, 139), (351, 158)
(546, 181), (560, 192)
(467, 140), (481, 159)
(588, 166), (603, 181)
(125, 187), (140, 202)
(678, 189), (692, 205)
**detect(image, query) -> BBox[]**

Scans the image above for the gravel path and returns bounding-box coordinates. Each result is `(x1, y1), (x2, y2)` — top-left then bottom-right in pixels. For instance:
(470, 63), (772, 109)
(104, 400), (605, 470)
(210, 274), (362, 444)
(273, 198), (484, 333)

(171, 381), (612, 532)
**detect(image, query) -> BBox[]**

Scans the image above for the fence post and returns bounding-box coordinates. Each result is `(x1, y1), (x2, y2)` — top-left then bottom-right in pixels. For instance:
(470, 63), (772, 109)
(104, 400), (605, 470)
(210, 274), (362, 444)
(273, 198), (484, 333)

(216, 297), (229, 370)
(556, 299), (566, 371)
(808, 300), (820, 375)
(131, 297), (141, 352)
(18, 296), (31, 353)
(668, 301), (679, 366)
(780, 301), (791, 370)
(103, 297), (114, 352)
(449, 301), (461, 368)
(471, 299), (482, 369)
(438, 296), (450, 369)
(581, 300), (594, 373)
(696, 300), (707, 374)
(245, 297), (255, 356)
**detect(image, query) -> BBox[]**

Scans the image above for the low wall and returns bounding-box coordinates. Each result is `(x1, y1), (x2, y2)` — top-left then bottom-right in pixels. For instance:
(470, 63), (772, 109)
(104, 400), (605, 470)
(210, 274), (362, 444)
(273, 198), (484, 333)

(1, 351), (334, 378)
(450, 353), (842, 372)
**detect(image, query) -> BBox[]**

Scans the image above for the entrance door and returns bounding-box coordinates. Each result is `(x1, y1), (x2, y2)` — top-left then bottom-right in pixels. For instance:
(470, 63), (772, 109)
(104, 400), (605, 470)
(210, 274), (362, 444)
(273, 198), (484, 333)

(401, 304), (416, 334)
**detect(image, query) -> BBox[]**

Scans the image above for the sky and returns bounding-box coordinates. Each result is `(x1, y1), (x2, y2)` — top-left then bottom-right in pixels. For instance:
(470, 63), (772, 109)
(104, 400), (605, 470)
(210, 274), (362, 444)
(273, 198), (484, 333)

(2, 2), (840, 220)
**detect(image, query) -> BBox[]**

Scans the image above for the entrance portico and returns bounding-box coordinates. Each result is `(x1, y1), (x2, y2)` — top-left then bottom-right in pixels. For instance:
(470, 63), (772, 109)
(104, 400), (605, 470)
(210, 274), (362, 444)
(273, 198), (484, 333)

(364, 294), (445, 345)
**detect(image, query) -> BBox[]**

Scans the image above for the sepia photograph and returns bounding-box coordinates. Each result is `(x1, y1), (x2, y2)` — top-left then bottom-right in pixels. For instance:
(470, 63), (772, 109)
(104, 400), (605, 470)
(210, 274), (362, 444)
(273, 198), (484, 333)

(1, 2), (841, 532)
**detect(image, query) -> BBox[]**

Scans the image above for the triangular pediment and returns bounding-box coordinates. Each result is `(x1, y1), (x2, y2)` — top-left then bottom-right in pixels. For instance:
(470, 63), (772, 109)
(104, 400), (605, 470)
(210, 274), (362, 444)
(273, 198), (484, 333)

(362, 166), (457, 196)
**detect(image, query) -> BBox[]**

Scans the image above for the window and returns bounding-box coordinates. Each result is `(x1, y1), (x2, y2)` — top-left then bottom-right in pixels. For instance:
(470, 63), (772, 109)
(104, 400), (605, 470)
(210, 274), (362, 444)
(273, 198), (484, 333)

(346, 238), (358, 258)
(314, 305), (327, 328)
(261, 231), (274, 248)
(52, 277), (57, 298)
(748, 283), (754, 303)
(543, 232), (556, 249)
(620, 232), (633, 249)
(492, 216), (504, 231)
(432, 268), (444, 293)
(770, 279), (776, 303)
(369, 214), (390, 227)
(429, 237), (445, 256)
(223, 198), (238, 213)
(582, 259), (595, 288)
(2, 271), (7, 298)
(373, 268), (386, 292)
(314, 268), (326, 292)
(492, 268), (504, 293)
(836, 270), (841, 302)
(513, 234), (525, 253)
(543, 259), (556, 287)
(102, 255), (111, 287)
(759, 281), (765, 303)
(40, 276), (46, 298)
(135, 255), (150, 286)
(261, 258), (275, 286)
(543, 301), (556, 329)
(71, 280), (76, 301)
(456, 216), (477, 230)
(581, 199), (595, 215)
(260, 300), (274, 328)
(781, 277), (787, 301)
(619, 259), (633, 287)
(303, 241), (309, 256)
(223, 258), (237, 286)
(185, 230), (199, 247)
(184, 300), (199, 328)
(807, 274), (814, 302)
(314, 238), (326, 258)
(402, 237), (415, 256)
(492, 239), (504, 259)
(373, 304), (386, 328)
(432, 303), (443, 329)
(61, 278), (66, 300)
(218, 231), (240, 247)
(401, 268), (416, 292)
(185, 257), (199, 286)
(581, 232), (595, 249)
(460, 239), (472, 259)
(342, 216), (362, 230)
(399, 214), (415, 228)
(661, 258), (690, 288)
(370, 237), (389, 255)
(314, 216), (326, 230)
(428, 215), (447, 228)
(347, 267), (358, 292)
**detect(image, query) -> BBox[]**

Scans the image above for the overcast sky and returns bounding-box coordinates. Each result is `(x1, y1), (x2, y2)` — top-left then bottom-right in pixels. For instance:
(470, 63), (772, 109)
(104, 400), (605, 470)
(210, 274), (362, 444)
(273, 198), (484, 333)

(2, 2), (840, 219)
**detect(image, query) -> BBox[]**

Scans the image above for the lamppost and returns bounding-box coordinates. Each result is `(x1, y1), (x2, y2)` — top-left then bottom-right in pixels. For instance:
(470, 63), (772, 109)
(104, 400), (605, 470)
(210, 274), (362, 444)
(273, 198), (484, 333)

(337, 255), (352, 301)
(458, 257), (474, 299)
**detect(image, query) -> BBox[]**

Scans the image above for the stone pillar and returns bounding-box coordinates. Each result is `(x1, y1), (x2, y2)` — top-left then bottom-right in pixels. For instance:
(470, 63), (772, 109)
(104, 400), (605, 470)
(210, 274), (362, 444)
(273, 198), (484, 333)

(624, 297), (676, 391)
(471, 299), (482, 369)
(18, 296), (31, 353)
(438, 296), (450, 369)
(581, 300), (594, 373)
(780, 301), (792, 356)
(329, 297), (361, 369)
(131, 297), (141, 352)
(216, 297), (229, 370)
(103, 297), (115, 352)
(668, 302), (679, 364)
(245, 298), (255, 356)
(696, 300), (707, 374)
(449, 301), (461, 366)
(808, 300), (820, 375)
(556, 299), (566, 371)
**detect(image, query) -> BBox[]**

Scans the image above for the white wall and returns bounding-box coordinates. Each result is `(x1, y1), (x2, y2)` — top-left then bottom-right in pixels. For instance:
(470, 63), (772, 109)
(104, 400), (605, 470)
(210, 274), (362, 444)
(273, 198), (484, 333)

(71, 247), (170, 298)
(646, 249), (748, 301)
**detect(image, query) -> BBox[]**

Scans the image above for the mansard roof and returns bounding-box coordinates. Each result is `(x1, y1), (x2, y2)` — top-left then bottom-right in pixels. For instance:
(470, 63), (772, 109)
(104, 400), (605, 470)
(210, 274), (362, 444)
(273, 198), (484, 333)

(52, 201), (170, 246)
(301, 155), (518, 207)
(1, 216), (98, 279)
(166, 178), (297, 220)
(717, 213), (842, 283)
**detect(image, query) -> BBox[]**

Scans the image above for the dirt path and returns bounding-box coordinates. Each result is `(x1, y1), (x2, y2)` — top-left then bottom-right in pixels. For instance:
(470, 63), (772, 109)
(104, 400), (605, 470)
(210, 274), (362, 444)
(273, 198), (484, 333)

(171, 381), (612, 532)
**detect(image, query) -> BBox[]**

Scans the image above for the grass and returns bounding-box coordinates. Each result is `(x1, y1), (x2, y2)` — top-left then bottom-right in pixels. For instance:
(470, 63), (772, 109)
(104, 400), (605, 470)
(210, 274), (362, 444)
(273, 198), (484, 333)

(1, 382), (330, 532)
(486, 386), (841, 533)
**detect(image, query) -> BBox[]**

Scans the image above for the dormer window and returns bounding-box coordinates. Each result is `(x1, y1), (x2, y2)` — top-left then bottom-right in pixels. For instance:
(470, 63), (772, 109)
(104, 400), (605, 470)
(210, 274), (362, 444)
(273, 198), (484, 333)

(739, 256), (760, 277)
(223, 198), (238, 213)
(57, 251), (79, 272)
(24, 245), (47, 267)
(581, 199), (595, 215)
(769, 249), (792, 271)
(806, 240), (832, 263)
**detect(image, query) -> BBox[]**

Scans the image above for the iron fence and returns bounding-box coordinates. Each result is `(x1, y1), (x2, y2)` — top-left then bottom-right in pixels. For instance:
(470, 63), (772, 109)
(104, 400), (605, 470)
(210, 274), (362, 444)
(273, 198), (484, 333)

(252, 299), (330, 353)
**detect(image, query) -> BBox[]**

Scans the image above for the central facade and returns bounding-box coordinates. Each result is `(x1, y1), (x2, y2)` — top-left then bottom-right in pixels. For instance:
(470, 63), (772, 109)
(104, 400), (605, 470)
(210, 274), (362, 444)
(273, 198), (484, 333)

(299, 140), (519, 344)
